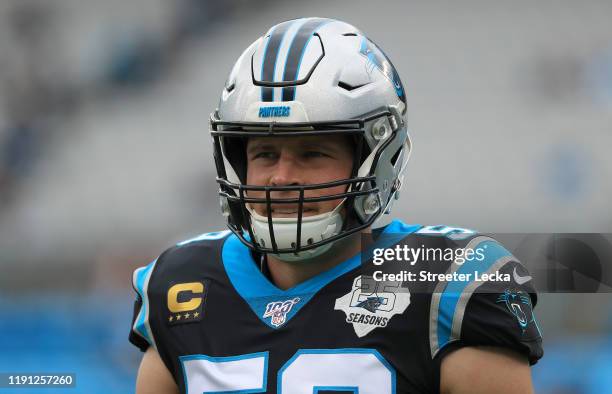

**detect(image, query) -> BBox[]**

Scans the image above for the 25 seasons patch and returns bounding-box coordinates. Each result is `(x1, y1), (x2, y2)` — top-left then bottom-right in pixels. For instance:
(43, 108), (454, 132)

(166, 280), (208, 325)
(335, 275), (410, 337)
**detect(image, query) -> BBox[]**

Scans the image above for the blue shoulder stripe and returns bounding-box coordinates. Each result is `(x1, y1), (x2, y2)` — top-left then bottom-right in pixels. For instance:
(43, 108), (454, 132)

(429, 238), (515, 358)
(132, 259), (158, 348)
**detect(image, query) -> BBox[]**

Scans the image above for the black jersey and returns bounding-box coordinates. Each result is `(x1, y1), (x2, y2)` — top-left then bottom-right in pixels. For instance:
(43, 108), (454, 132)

(129, 220), (543, 393)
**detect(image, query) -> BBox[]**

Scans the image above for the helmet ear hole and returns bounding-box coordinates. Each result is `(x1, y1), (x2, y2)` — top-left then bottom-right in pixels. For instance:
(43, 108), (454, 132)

(390, 146), (402, 168)
(223, 136), (248, 183)
(352, 134), (371, 173)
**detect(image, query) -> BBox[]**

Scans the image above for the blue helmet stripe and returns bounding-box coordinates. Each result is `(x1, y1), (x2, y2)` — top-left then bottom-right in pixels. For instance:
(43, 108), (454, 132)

(281, 18), (330, 101)
(260, 21), (293, 102)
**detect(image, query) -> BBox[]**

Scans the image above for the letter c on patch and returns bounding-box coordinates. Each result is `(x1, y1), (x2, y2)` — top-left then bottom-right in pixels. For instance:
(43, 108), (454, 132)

(167, 282), (204, 313)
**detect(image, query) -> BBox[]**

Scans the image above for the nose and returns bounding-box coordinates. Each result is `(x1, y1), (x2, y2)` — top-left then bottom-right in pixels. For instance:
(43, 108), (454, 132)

(270, 150), (301, 187)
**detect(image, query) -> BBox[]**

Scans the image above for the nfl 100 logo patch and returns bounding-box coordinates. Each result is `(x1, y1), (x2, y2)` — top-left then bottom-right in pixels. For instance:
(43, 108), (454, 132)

(263, 298), (300, 328)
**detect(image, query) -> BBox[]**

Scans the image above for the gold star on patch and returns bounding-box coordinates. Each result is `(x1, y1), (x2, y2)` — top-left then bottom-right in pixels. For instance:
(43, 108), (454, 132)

(193, 311), (200, 318)
(176, 314), (182, 320)
(184, 312), (190, 319)
(168, 315), (174, 322)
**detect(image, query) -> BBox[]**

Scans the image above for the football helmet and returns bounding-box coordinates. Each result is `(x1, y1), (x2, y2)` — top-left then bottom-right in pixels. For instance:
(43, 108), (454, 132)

(210, 17), (411, 261)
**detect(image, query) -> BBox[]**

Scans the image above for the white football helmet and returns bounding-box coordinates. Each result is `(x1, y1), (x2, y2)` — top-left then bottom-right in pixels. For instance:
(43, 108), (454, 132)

(211, 17), (411, 261)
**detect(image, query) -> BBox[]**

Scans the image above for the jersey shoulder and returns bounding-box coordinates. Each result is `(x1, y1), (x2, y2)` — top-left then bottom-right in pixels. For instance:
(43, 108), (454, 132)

(384, 220), (479, 240)
(384, 220), (543, 364)
(129, 229), (232, 350)
(397, 224), (545, 365)
(154, 229), (232, 275)
(389, 221), (513, 258)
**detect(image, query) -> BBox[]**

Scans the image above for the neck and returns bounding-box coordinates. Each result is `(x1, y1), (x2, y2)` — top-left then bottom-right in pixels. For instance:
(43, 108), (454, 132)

(266, 230), (369, 290)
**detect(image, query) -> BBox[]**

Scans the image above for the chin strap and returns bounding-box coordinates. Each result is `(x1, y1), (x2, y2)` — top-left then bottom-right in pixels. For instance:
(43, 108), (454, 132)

(245, 202), (345, 262)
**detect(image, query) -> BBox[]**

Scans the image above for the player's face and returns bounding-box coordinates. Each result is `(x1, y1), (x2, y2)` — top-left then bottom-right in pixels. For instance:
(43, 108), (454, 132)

(246, 135), (354, 218)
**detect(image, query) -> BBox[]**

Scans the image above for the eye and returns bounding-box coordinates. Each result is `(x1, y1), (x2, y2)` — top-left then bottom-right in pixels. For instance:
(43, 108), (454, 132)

(252, 151), (278, 160)
(303, 151), (329, 159)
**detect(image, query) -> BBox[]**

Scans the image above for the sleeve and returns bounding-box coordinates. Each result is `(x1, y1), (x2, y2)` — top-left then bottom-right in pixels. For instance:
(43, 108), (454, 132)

(128, 259), (159, 352)
(430, 237), (544, 365)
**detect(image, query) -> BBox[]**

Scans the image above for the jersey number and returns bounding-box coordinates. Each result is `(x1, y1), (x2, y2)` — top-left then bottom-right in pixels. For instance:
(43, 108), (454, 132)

(416, 225), (475, 240)
(180, 348), (395, 393)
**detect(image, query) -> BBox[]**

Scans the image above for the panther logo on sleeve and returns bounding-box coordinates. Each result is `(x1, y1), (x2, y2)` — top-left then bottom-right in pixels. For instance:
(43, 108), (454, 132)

(496, 289), (535, 332)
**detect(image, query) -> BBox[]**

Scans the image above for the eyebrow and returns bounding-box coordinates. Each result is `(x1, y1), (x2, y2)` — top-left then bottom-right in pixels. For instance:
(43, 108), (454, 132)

(300, 141), (333, 149)
(246, 141), (277, 154)
(246, 138), (347, 154)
